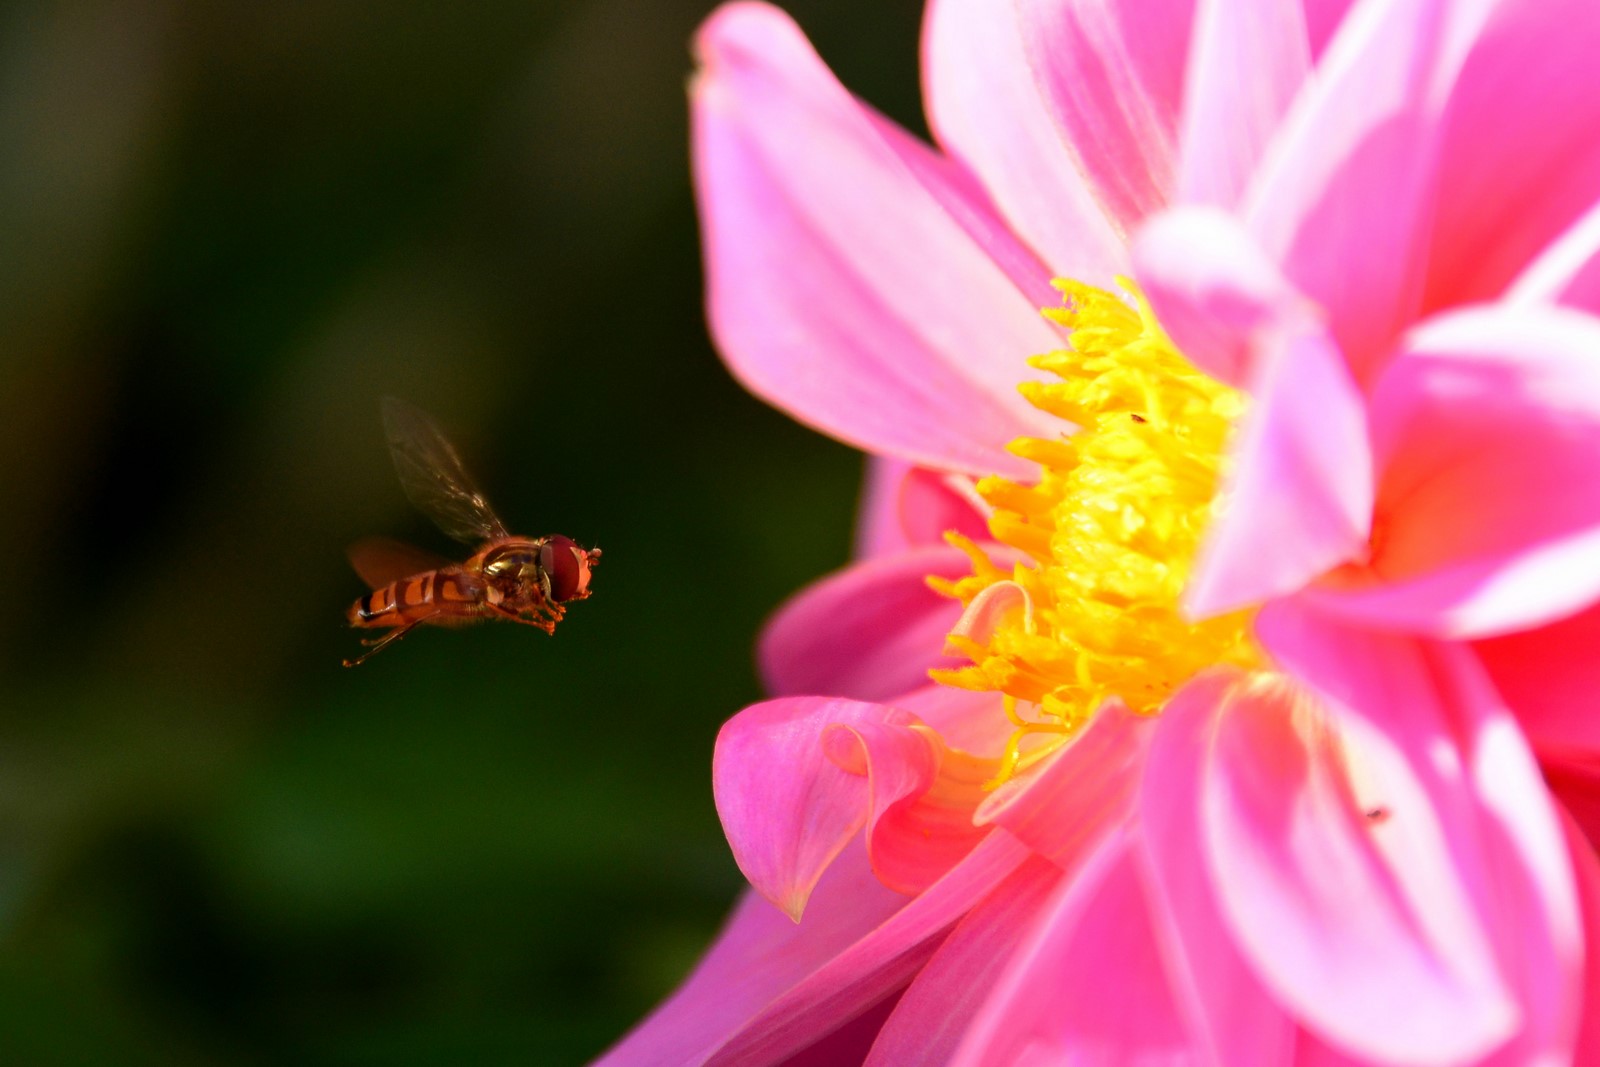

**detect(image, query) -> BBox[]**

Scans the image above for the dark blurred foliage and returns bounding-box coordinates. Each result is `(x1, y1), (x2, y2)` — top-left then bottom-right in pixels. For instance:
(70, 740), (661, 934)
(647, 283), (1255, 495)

(0, 1), (925, 1062)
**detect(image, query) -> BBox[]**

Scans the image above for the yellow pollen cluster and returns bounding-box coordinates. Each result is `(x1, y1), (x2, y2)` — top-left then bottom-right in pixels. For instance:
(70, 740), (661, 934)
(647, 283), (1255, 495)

(930, 278), (1261, 783)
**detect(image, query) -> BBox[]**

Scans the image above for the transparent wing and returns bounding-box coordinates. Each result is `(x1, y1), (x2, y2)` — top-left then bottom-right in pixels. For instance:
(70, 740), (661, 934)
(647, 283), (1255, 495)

(380, 396), (509, 545)
(347, 536), (452, 589)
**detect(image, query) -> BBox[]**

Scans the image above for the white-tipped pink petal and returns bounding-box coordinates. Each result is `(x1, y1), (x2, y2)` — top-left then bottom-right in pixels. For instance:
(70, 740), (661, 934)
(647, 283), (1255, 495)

(1186, 325), (1372, 619)
(714, 697), (913, 920)
(1132, 206), (1314, 387)
(693, 2), (1064, 478)
(1255, 600), (1582, 1064)
(1306, 304), (1600, 638)
(1176, 0), (1310, 210)
(854, 458), (990, 560)
(1244, 0), (1491, 382)
(862, 857), (1063, 1066)
(974, 702), (1155, 871)
(920, 0), (1127, 280)
(1010, 0), (1196, 232)
(950, 833), (1201, 1066)
(1139, 672), (1297, 1067)
(1422, 0), (1600, 312)
(1507, 197), (1600, 316)
(593, 838), (907, 1067)
(757, 546), (974, 704)
(1201, 668), (1518, 1063)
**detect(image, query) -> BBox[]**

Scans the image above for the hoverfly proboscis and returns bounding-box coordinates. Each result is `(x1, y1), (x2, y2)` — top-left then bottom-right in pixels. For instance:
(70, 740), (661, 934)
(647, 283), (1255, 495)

(342, 397), (601, 667)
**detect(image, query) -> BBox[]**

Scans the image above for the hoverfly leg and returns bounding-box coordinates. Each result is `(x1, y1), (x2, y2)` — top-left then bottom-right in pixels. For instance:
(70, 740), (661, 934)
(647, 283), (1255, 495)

(343, 620), (427, 667)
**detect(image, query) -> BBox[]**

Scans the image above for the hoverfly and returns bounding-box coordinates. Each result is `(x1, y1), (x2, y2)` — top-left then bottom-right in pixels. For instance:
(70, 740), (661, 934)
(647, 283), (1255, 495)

(343, 397), (601, 667)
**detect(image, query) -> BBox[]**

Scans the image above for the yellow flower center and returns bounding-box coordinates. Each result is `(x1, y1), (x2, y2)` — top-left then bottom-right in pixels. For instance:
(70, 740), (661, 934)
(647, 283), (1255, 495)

(930, 278), (1262, 783)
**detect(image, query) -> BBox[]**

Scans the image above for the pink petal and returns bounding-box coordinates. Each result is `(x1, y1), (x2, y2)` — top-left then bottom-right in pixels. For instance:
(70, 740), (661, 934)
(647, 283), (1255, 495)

(1306, 304), (1600, 638)
(1243, 0), (1489, 383)
(1201, 669), (1515, 1062)
(692, 2), (1062, 478)
(1139, 671), (1297, 1067)
(920, 0), (1127, 275)
(1508, 197), (1600, 316)
(853, 458), (989, 561)
(1421, 0), (1600, 313)
(1186, 324), (1372, 619)
(1560, 802), (1600, 1066)
(774, 994), (900, 1067)
(757, 546), (973, 704)
(1544, 761), (1600, 859)
(862, 856), (1063, 1066)
(891, 683), (1014, 761)
(1176, 0), (1311, 210)
(823, 712), (990, 896)
(709, 830), (1033, 1067)
(714, 697), (920, 920)
(1010, 0), (1196, 232)
(593, 838), (908, 1067)
(1255, 600), (1582, 1064)
(715, 691), (1010, 922)
(973, 701), (1156, 872)
(1302, 0), (1361, 57)
(854, 457), (917, 560)
(1132, 206), (1315, 387)
(1475, 601), (1600, 759)
(950, 833), (1202, 1066)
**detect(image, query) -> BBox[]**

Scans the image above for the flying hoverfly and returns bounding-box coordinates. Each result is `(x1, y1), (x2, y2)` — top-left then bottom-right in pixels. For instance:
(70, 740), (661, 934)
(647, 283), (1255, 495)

(343, 397), (601, 667)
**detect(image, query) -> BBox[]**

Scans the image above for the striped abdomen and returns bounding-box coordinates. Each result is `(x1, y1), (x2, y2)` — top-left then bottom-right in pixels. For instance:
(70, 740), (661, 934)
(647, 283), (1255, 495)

(348, 568), (486, 628)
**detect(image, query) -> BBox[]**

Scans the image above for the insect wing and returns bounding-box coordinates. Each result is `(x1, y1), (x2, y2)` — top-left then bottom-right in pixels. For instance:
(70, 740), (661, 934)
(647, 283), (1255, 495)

(381, 397), (510, 545)
(347, 536), (452, 590)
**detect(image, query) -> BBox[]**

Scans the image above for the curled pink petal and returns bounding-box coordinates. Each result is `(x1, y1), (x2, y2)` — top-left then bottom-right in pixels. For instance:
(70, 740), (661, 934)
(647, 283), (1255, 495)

(863, 857), (1063, 1066)
(1255, 600), (1582, 1064)
(1132, 206), (1313, 387)
(1011, 0), (1195, 231)
(822, 715), (990, 895)
(714, 697), (916, 920)
(950, 833), (1199, 1066)
(974, 701), (1155, 871)
(716, 692), (1007, 924)
(757, 546), (974, 703)
(693, 1), (1063, 477)
(1307, 304), (1600, 638)
(1176, 0), (1310, 210)
(1186, 324), (1372, 619)
(920, 0), (1126, 278)
(1139, 671), (1297, 1067)
(892, 683), (1013, 760)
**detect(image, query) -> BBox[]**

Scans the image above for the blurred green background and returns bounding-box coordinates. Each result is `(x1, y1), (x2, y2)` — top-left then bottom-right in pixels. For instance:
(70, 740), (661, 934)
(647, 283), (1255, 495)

(0, 1), (925, 1063)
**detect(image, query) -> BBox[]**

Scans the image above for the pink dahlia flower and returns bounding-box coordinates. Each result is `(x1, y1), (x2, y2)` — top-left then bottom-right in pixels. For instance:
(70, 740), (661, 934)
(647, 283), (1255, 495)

(599, 0), (1600, 1063)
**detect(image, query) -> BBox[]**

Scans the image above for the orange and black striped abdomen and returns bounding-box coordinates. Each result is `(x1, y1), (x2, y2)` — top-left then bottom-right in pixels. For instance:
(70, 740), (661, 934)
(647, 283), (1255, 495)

(348, 569), (486, 628)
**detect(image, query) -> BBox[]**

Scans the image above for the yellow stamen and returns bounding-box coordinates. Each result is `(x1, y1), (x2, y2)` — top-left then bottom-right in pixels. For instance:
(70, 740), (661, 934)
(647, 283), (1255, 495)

(931, 277), (1261, 785)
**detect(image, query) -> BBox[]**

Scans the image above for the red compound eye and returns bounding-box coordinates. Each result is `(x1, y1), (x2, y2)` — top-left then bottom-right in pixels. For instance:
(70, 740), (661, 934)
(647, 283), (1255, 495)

(539, 536), (590, 602)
